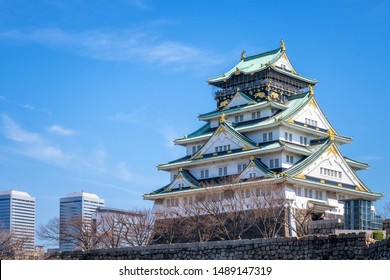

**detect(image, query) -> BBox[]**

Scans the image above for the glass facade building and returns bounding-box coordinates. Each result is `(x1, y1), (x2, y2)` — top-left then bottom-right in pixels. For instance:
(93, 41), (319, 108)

(0, 190), (36, 251)
(344, 199), (382, 230)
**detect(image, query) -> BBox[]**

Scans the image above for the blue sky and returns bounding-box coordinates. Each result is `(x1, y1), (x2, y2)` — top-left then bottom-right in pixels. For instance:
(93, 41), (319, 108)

(1, 0), (389, 241)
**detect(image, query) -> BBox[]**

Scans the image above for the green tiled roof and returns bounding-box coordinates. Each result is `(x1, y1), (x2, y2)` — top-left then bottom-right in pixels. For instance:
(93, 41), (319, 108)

(159, 140), (306, 169)
(208, 47), (316, 84)
(198, 99), (285, 120)
(252, 158), (275, 177)
(344, 157), (369, 170)
(285, 140), (332, 176)
(208, 48), (283, 83)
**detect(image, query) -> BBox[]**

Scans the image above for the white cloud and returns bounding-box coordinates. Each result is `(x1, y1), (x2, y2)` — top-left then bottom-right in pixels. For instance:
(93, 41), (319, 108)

(2, 115), (41, 143)
(1, 115), (71, 165)
(0, 28), (222, 69)
(48, 125), (76, 136)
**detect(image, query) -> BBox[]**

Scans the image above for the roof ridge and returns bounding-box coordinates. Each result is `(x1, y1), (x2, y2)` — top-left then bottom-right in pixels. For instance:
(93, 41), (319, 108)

(243, 48), (281, 62)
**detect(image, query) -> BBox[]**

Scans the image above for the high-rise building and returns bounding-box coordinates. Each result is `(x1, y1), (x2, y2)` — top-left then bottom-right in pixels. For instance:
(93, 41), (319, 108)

(144, 41), (384, 237)
(59, 192), (104, 251)
(0, 190), (36, 251)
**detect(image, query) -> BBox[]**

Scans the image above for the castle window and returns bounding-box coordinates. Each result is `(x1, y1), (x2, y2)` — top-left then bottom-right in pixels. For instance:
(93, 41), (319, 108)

(166, 198), (179, 208)
(286, 155), (294, 163)
(237, 163), (247, 173)
(200, 169), (209, 179)
(321, 167), (342, 179)
(300, 136), (308, 145)
(268, 132), (273, 141)
(315, 190), (323, 200)
(285, 132), (292, 142)
(235, 115), (244, 123)
(305, 118), (318, 127)
(263, 133), (267, 142)
(219, 166), (228, 176)
(252, 111), (261, 119)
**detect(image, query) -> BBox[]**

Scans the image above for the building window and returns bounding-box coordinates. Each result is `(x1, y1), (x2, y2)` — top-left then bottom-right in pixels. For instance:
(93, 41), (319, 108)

(286, 155), (294, 163)
(183, 196), (193, 206)
(249, 172), (256, 178)
(304, 188), (313, 198)
(320, 167), (342, 179)
(252, 111), (261, 119)
(268, 132), (273, 141)
(200, 169), (209, 179)
(315, 190), (323, 200)
(263, 133), (267, 142)
(305, 118), (318, 127)
(237, 163), (247, 173)
(219, 166), (228, 176)
(166, 198), (179, 208)
(215, 144), (231, 153)
(271, 108), (277, 114)
(269, 158), (279, 168)
(235, 115), (244, 123)
(285, 132), (292, 142)
(300, 136), (308, 145)
(297, 187), (302, 196)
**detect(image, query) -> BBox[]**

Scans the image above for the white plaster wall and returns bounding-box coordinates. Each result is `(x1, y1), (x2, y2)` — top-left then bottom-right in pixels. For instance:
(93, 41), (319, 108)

(294, 104), (329, 130)
(275, 55), (294, 71)
(307, 158), (355, 185)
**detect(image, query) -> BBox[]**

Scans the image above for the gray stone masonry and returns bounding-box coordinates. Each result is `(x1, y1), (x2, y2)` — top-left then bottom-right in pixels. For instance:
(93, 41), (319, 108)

(47, 233), (389, 260)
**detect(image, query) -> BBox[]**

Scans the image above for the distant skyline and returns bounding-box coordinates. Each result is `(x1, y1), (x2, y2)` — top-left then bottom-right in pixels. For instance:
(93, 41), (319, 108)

(1, 0), (389, 245)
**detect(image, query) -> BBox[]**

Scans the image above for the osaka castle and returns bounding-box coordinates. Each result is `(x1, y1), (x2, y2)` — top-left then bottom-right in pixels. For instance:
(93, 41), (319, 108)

(144, 41), (383, 231)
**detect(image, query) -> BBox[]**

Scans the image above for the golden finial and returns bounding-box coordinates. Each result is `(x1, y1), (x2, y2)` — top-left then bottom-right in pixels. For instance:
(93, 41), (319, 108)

(327, 129), (335, 141)
(250, 155), (254, 161)
(220, 113), (226, 124)
(241, 50), (246, 60)
(178, 167), (183, 172)
(280, 39), (286, 51)
(308, 85), (314, 95)
(184, 135), (188, 139)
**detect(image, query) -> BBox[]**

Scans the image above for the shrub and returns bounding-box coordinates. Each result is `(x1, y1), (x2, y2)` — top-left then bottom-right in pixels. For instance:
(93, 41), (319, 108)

(372, 231), (384, 240)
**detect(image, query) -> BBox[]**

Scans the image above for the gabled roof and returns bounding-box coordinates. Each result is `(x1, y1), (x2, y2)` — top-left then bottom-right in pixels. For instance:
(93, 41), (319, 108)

(190, 120), (257, 160)
(237, 157), (275, 181)
(154, 169), (200, 194)
(207, 46), (316, 85)
(198, 98), (286, 120)
(221, 91), (257, 110)
(344, 157), (369, 170)
(159, 140), (309, 170)
(285, 140), (373, 194)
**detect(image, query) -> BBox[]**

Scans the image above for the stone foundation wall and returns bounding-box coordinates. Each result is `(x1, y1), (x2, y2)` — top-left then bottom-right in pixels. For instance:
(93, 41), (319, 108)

(47, 233), (389, 260)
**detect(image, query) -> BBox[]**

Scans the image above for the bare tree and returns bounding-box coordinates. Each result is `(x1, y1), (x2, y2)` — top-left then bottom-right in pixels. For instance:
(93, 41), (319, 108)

(249, 186), (287, 238)
(286, 203), (317, 237)
(152, 209), (189, 244)
(178, 200), (219, 242)
(38, 216), (104, 251)
(0, 224), (32, 259)
(122, 209), (155, 246)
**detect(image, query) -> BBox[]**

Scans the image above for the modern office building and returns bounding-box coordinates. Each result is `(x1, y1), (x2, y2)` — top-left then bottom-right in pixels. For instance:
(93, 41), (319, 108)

(344, 199), (382, 230)
(59, 191), (104, 251)
(0, 190), (36, 251)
